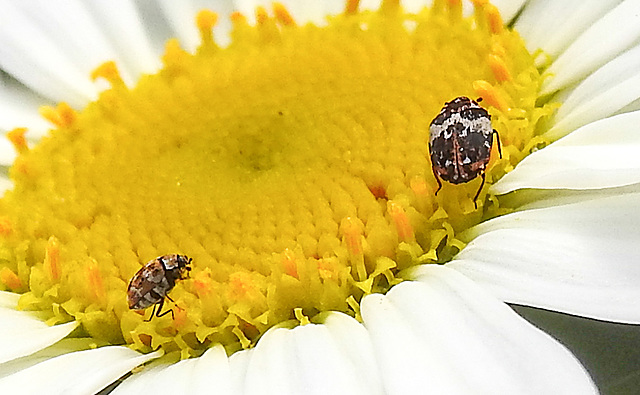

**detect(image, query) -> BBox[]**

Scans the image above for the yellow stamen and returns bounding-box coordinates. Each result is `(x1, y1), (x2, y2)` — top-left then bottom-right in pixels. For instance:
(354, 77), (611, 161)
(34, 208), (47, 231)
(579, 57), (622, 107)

(344, 0), (360, 15)
(294, 307), (310, 325)
(39, 102), (76, 128)
(485, 4), (504, 34)
(0, 1), (556, 356)
(488, 54), (512, 82)
(387, 201), (415, 243)
(0, 217), (11, 236)
(85, 261), (106, 303)
(446, 0), (463, 21)
(0, 267), (22, 291)
(43, 236), (60, 283)
(196, 10), (218, 47)
(273, 3), (296, 26)
(91, 61), (125, 88)
(7, 128), (28, 154)
(473, 79), (510, 112)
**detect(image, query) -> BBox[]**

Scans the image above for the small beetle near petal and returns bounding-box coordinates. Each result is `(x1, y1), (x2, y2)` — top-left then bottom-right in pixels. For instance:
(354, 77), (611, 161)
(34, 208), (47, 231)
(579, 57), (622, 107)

(429, 96), (502, 208)
(127, 254), (192, 321)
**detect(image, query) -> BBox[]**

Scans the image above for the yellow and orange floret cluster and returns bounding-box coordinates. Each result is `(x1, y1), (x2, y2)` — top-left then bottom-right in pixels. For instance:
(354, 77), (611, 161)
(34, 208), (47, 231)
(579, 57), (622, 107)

(0, 0), (554, 357)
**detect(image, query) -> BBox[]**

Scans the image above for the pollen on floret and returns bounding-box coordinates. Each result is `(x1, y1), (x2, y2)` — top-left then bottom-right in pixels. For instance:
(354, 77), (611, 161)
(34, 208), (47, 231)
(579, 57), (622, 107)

(91, 61), (125, 87)
(473, 80), (510, 112)
(39, 102), (76, 128)
(281, 248), (299, 278)
(193, 270), (214, 298)
(445, 0), (463, 20)
(344, 0), (360, 15)
(85, 262), (106, 303)
(0, 267), (22, 291)
(273, 3), (295, 26)
(43, 236), (61, 283)
(163, 38), (190, 70)
(387, 201), (415, 242)
(485, 4), (504, 34)
(339, 217), (367, 282)
(0, 217), (11, 236)
(0, 0), (554, 356)
(7, 128), (29, 154)
(196, 9), (218, 46)
(488, 54), (512, 82)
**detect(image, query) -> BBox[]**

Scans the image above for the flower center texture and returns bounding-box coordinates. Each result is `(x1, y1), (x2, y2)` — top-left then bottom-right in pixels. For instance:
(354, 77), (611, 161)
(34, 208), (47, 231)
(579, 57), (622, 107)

(0, 0), (554, 357)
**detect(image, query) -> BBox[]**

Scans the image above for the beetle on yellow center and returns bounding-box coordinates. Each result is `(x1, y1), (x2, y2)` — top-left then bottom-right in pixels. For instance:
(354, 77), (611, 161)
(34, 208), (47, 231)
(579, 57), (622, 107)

(429, 96), (502, 208)
(127, 254), (192, 321)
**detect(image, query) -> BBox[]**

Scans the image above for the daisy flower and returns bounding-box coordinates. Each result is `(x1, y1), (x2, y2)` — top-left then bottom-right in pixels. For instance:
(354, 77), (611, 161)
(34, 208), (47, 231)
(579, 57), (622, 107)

(1, 0), (640, 393)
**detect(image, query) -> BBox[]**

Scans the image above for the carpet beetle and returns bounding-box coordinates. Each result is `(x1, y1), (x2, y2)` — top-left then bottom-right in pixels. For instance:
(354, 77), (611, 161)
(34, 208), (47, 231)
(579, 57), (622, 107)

(127, 254), (192, 321)
(429, 96), (502, 208)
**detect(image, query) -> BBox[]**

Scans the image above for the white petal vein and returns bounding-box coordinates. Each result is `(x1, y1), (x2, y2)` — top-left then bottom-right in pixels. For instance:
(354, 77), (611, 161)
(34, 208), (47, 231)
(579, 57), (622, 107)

(363, 265), (597, 394)
(492, 110), (640, 194)
(452, 192), (640, 323)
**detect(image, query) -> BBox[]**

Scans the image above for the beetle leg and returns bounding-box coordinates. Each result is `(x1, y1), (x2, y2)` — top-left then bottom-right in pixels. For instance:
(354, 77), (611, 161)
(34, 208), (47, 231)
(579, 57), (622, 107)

(473, 172), (486, 209)
(493, 129), (502, 159)
(432, 167), (443, 196)
(156, 308), (175, 319)
(144, 303), (157, 322)
(154, 298), (175, 320)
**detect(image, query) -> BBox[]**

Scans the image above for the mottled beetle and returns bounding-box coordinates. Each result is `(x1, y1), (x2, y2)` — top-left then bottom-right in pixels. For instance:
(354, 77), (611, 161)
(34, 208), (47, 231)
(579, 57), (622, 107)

(127, 254), (192, 321)
(429, 96), (502, 208)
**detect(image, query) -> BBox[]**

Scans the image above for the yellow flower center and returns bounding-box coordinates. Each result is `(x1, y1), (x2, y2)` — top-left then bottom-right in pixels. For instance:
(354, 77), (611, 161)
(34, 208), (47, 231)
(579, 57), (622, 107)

(0, 0), (554, 358)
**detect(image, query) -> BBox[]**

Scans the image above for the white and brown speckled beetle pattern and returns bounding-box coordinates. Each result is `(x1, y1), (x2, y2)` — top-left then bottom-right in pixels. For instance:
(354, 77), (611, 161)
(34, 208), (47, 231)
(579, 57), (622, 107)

(127, 254), (192, 321)
(429, 96), (502, 208)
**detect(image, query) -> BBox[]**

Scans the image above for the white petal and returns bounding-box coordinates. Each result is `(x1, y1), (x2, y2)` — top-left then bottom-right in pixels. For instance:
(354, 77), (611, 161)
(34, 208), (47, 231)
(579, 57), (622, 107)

(515, 0), (622, 61)
(401, 0), (432, 14)
(0, 338), (103, 380)
(0, 291), (78, 364)
(83, 0), (162, 77)
(0, 290), (19, 308)
(111, 345), (232, 395)
(320, 312), (383, 394)
(190, 345), (232, 394)
(0, 346), (160, 394)
(234, 0), (344, 26)
(358, 0), (382, 11)
(0, 170), (12, 197)
(158, 0), (235, 51)
(363, 265), (597, 394)
(243, 328), (293, 394)
(450, 192), (640, 323)
(491, 0), (527, 24)
(228, 348), (252, 394)
(403, 0), (502, 19)
(491, 111), (640, 194)
(541, 0), (640, 95)
(0, 139), (16, 168)
(157, 0), (202, 52)
(0, 76), (51, 136)
(276, 0), (345, 25)
(108, 360), (170, 394)
(614, 96), (640, 116)
(0, 0), (102, 106)
(494, 183), (640, 213)
(546, 44), (640, 140)
(243, 320), (380, 395)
